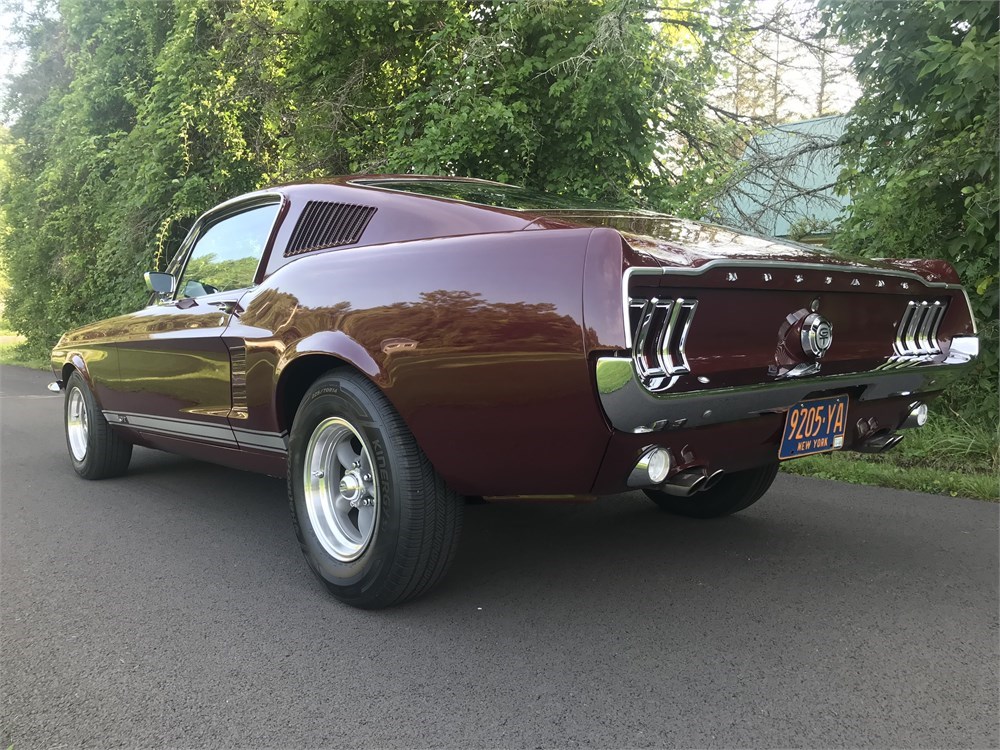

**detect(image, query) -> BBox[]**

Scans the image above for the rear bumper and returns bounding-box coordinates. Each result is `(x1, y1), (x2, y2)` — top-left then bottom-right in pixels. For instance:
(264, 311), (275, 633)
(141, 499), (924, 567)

(589, 393), (936, 495)
(594, 335), (978, 434)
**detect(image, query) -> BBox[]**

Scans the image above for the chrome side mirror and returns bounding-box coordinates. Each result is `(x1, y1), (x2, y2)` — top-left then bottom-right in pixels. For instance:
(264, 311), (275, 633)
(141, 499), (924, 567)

(144, 271), (176, 299)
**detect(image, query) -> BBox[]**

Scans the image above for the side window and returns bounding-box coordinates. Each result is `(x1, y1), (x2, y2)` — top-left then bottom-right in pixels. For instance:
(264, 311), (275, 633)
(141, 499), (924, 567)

(177, 202), (279, 299)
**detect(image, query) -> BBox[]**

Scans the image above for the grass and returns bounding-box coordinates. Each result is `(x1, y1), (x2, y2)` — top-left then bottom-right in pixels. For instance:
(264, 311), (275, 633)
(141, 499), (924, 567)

(783, 413), (999, 502)
(0, 331), (50, 370)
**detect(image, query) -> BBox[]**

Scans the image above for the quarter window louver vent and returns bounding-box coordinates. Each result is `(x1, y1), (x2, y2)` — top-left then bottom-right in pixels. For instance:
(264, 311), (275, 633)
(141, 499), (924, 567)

(628, 296), (698, 391)
(284, 201), (377, 257)
(893, 299), (947, 359)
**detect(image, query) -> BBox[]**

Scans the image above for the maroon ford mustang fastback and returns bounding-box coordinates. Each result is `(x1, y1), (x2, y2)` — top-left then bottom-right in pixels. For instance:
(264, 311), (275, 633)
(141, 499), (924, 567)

(50, 176), (979, 607)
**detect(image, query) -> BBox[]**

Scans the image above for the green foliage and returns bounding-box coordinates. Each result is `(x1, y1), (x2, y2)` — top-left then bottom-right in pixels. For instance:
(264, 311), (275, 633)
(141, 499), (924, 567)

(1, 0), (174, 344)
(180, 254), (259, 294)
(782, 452), (998, 502)
(819, 0), (999, 426)
(0, 127), (13, 317)
(784, 410), (999, 501)
(0, 334), (50, 370)
(280, 0), (746, 205)
(786, 401), (999, 502)
(787, 216), (834, 242)
(0, 0), (747, 353)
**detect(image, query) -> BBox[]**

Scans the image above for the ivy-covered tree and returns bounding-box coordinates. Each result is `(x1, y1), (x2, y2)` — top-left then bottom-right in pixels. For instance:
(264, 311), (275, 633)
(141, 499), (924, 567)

(0, 0), (750, 352)
(280, 0), (746, 205)
(1, 0), (175, 343)
(820, 0), (999, 424)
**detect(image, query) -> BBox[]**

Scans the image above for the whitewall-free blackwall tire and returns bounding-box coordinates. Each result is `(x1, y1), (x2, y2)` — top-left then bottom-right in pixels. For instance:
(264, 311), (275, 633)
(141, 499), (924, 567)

(63, 371), (132, 480)
(644, 463), (779, 519)
(287, 371), (464, 609)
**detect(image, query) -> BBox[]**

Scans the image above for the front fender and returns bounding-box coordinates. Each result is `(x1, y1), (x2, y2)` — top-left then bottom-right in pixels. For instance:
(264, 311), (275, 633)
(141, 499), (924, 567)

(50, 347), (99, 398)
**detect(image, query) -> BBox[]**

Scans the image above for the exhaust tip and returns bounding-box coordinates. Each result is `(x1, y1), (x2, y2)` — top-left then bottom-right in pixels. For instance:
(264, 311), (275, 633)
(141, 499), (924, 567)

(660, 469), (708, 497)
(857, 430), (905, 453)
(702, 469), (725, 491)
(900, 402), (929, 430)
(882, 434), (905, 451)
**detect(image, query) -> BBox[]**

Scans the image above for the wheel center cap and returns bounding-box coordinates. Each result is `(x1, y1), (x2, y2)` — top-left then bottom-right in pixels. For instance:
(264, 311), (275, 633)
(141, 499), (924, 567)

(339, 471), (363, 502)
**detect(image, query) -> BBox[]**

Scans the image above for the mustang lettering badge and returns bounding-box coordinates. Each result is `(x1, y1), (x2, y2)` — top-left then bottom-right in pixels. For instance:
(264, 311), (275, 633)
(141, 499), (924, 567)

(801, 313), (833, 358)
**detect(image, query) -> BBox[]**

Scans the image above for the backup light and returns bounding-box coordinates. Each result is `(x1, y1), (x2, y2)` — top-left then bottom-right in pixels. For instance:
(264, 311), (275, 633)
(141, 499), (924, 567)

(647, 448), (671, 484)
(901, 402), (929, 430)
(627, 446), (674, 488)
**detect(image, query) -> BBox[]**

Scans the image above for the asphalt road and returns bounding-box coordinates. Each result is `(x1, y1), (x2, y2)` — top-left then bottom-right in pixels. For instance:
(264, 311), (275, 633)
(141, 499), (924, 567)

(2, 364), (997, 749)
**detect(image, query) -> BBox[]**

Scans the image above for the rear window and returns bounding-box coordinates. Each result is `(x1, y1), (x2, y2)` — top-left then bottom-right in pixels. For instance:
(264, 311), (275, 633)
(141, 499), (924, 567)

(352, 178), (632, 212)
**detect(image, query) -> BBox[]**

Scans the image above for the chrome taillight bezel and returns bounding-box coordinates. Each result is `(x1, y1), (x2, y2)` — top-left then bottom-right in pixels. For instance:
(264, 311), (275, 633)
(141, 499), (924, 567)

(627, 296), (698, 391)
(894, 299), (947, 359)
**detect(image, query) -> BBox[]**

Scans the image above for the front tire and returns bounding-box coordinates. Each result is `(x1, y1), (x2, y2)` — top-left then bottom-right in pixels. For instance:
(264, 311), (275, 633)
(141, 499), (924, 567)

(644, 463), (778, 518)
(63, 371), (132, 479)
(287, 371), (463, 609)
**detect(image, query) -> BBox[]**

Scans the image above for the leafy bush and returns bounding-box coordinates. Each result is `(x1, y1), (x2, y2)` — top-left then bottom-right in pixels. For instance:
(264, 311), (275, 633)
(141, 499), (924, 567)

(820, 0), (999, 427)
(0, 0), (745, 354)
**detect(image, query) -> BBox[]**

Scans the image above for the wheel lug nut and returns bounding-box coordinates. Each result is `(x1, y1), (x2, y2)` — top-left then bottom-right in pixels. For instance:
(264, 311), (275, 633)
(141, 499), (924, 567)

(363, 473), (372, 482)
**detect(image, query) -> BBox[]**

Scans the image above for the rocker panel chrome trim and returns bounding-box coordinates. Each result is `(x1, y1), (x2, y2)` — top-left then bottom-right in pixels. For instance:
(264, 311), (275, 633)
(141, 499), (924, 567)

(232, 426), (288, 452)
(103, 411), (238, 447)
(103, 410), (288, 453)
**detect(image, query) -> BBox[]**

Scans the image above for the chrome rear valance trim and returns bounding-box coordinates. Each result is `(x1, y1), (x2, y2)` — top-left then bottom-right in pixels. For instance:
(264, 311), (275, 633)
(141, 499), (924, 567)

(595, 337), (978, 434)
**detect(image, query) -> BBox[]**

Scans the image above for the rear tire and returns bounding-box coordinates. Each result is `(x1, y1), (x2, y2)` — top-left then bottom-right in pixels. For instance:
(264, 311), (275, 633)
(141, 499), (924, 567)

(287, 370), (463, 609)
(63, 371), (132, 479)
(644, 463), (778, 519)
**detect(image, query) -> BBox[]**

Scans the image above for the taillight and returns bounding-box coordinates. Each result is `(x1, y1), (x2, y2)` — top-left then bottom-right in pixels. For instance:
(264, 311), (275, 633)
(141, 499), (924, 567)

(893, 299), (947, 359)
(627, 296), (698, 390)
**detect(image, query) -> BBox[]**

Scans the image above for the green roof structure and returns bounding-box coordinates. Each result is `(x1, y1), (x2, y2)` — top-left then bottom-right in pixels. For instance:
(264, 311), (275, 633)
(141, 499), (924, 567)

(714, 114), (849, 240)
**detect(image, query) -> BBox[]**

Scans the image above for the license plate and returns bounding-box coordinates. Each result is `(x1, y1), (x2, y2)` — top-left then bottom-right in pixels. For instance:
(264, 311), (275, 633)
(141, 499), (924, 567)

(778, 395), (849, 460)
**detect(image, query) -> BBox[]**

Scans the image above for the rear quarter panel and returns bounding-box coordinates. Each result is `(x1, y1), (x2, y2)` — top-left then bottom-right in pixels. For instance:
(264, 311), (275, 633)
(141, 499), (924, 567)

(230, 228), (614, 495)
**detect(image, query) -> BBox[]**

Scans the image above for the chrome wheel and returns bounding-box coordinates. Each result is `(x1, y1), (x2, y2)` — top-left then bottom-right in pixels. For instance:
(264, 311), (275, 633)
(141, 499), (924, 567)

(302, 417), (379, 562)
(67, 386), (89, 461)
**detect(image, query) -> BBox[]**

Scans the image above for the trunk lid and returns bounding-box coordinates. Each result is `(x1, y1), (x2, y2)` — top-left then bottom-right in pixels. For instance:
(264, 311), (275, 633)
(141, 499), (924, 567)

(567, 215), (976, 394)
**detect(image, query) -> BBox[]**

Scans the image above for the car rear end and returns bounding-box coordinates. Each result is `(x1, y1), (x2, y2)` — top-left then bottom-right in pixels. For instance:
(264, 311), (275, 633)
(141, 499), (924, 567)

(580, 224), (979, 496)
